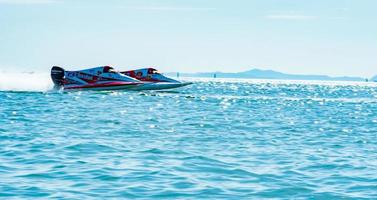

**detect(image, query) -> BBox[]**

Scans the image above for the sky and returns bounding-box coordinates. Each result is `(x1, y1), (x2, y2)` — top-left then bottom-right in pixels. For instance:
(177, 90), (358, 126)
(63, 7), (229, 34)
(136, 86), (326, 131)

(0, 0), (376, 77)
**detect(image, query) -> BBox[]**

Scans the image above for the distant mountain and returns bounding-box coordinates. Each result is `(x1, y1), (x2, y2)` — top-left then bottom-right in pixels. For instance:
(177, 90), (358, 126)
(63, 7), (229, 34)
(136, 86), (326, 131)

(166, 69), (366, 81)
(371, 75), (377, 82)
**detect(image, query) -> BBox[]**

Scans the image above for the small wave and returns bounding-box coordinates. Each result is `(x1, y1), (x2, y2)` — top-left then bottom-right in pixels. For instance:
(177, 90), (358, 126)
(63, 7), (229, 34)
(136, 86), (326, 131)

(0, 72), (53, 92)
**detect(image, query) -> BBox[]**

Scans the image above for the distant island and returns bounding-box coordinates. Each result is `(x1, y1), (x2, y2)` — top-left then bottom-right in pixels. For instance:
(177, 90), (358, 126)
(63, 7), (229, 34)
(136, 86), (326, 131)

(166, 69), (376, 82)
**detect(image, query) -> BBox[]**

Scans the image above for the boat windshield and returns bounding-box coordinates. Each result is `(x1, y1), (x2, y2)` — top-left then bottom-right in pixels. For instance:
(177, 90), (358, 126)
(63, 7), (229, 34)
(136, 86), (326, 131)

(104, 66), (116, 73)
(149, 69), (160, 74)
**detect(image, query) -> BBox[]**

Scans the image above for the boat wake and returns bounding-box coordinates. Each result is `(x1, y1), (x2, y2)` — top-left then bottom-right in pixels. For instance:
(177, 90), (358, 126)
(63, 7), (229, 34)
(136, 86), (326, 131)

(0, 72), (53, 92)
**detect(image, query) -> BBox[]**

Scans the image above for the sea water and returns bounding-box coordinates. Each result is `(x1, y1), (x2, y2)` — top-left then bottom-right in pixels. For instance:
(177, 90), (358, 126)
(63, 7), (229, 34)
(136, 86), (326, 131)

(1, 76), (377, 199)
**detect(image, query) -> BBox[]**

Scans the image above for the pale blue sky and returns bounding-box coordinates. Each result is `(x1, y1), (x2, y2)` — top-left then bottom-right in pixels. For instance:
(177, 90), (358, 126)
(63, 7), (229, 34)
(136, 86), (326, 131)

(0, 0), (376, 77)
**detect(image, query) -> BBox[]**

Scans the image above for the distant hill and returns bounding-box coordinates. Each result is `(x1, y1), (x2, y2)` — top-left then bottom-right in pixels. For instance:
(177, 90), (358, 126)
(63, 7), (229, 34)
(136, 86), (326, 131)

(166, 69), (366, 81)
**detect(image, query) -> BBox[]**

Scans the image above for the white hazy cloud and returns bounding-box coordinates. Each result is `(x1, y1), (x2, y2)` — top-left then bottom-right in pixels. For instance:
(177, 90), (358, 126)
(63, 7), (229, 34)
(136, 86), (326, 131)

(0, 0), (56, 4)
(129, 6), (216, 11)
(336, 7), (349, 12)
(266, 15), (318, 20)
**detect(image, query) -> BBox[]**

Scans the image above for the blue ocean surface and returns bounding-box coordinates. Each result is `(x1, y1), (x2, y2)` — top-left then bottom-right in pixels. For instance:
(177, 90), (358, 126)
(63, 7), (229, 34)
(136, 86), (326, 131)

(1, 78), (377, 199)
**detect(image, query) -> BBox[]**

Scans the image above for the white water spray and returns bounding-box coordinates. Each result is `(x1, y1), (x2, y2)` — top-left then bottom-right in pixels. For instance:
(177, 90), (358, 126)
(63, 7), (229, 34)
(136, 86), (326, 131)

(0, 72), (53, 92)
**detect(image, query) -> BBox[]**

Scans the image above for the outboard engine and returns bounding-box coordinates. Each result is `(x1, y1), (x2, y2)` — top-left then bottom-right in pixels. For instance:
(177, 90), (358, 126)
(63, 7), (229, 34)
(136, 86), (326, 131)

(51, 66), (65, 89)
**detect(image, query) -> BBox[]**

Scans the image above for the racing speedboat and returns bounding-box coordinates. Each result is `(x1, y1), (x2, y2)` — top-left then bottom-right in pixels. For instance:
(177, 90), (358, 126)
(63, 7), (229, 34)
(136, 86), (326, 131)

(121, 68), (192, 90)
(51, 66), (143, 91)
